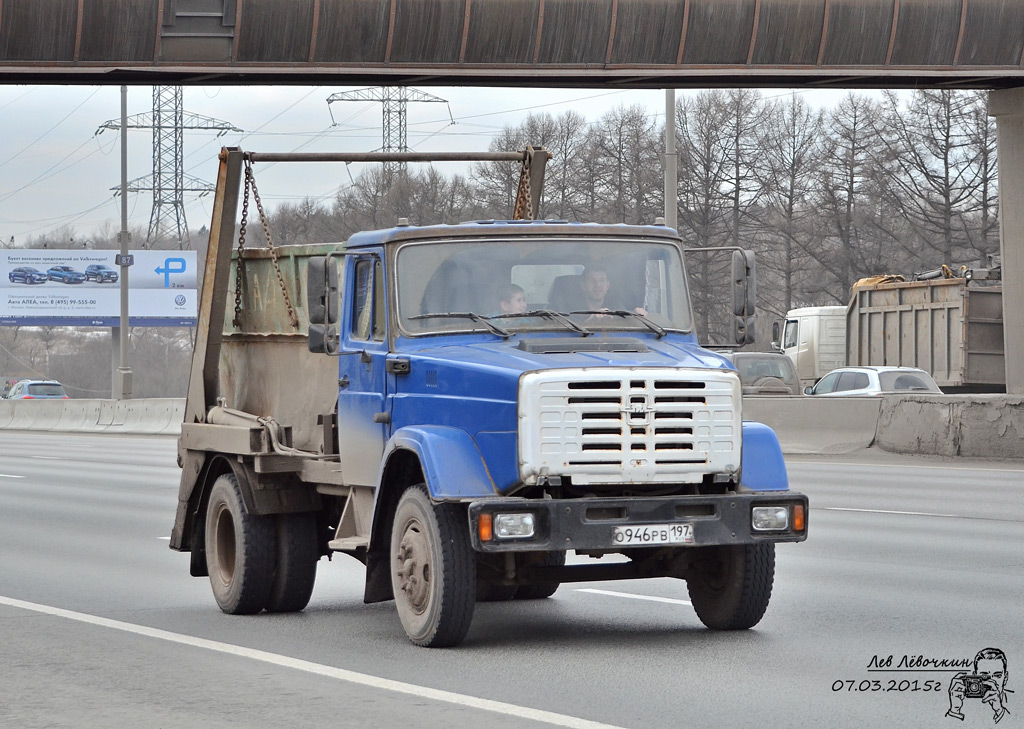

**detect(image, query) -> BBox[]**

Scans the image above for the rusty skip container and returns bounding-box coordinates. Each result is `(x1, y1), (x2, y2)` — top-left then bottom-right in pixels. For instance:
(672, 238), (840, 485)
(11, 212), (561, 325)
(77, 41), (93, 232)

(846, 278), (1004, 392)
(219, 243), (342, 451)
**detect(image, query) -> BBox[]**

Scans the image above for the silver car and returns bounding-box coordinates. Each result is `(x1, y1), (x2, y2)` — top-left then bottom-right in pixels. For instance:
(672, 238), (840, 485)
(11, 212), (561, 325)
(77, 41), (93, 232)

(805, 366), (942, 396)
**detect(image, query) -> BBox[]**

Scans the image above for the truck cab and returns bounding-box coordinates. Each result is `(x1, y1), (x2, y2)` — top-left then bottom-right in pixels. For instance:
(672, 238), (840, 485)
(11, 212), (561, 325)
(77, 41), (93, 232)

(773, 305), (847, 388)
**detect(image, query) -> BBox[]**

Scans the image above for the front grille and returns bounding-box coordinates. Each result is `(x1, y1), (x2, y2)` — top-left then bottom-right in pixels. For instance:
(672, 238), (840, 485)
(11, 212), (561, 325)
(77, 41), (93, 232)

(519, 368), (741, 485)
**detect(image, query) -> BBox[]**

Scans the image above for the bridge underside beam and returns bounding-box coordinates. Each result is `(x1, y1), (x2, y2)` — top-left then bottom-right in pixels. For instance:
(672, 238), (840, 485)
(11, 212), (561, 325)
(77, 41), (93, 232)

(1, 0), (1022, 88)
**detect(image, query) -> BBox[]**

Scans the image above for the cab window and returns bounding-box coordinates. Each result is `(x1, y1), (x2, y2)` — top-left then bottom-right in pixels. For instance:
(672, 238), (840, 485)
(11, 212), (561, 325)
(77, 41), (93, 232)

(783, 320), (798, 349)
(352, 258), (385, 342)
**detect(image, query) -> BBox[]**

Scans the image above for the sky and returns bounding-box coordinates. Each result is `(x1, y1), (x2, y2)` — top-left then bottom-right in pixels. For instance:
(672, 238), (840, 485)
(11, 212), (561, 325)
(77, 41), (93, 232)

(0, 84), (858, 247)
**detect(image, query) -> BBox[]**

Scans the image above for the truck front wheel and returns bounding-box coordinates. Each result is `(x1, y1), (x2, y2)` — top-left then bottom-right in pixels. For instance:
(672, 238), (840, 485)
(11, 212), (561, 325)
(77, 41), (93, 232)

(390, 485), (475, 647)
(687, 543), (775, 630)
(205, 473), (277, 614)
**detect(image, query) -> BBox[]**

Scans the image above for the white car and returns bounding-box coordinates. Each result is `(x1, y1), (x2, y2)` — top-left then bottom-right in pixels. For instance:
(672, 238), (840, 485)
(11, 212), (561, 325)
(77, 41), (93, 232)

(805, 366), (942, 396)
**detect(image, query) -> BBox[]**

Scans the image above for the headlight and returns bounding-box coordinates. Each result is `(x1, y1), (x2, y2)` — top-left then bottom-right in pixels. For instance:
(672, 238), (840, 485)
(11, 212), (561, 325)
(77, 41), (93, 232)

(493, 513), (536, 539)
(752, 506), (789, 531)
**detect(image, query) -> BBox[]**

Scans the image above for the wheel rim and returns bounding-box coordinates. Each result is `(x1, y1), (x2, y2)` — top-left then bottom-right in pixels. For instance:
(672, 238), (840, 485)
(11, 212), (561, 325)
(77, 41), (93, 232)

(395, 516), (432, 615)
(213, 503), (236, 586)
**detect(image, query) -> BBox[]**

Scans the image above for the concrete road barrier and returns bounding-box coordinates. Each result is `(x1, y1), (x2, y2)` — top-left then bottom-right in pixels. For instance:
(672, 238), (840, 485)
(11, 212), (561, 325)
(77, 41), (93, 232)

(0, 398), (185, 436)
(743, 396), (882, 454)
(0, 395), (1021, 460)
(875, 394), (1024, 459)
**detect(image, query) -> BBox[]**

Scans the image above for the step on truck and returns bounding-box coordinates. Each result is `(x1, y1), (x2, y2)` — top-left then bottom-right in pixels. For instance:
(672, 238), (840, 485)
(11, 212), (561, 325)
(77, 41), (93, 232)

(170, 146), (808, 647)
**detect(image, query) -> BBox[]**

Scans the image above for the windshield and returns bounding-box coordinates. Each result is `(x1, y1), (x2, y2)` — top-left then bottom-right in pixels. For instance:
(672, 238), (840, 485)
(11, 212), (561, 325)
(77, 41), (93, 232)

(397, 238), (692, 336)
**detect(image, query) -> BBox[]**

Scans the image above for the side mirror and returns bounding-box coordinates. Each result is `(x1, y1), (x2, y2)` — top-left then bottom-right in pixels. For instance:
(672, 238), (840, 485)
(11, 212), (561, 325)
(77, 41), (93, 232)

(803, 385), (813, 395)
(731, 249), (756, 345)
(771, 320), (780, 345)
(308, 323), (340, 355)
(307, 256), (339, 326)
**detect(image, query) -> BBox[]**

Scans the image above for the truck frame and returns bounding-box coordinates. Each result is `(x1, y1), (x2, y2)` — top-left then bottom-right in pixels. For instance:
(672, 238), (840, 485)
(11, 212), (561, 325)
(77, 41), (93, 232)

(171, 147), (807, 647)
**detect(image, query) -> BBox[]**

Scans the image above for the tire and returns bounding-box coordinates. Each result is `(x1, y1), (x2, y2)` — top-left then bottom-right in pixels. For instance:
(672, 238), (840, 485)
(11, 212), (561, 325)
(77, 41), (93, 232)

(687, 543), (775, 630)
(390, 485), (476, 647)
(265, 512), (319, 613)
(513, 551), (566, 600)
(205, 473), (277, 615)
(476, 581), (518, 602)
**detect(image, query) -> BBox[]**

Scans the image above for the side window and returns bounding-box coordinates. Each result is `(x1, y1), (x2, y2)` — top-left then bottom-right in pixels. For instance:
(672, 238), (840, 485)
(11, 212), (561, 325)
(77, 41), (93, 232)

(835, 372), (869, 392)
(814, 372), (840, 394)
(352, 258), (385, 342)
(783, 320), (798, 349)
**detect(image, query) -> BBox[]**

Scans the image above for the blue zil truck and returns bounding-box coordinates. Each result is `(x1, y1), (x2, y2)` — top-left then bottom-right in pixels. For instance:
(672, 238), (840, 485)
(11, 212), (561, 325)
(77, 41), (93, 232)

(171, 147), (807, 647)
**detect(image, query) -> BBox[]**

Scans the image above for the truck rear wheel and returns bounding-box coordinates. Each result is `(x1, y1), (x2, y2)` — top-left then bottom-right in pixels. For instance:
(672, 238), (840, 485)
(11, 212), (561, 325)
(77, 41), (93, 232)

(266, 513), (319, 613)
(390, 485), (475, 647)
(205, 473), (276, 615)
(687, 543), (774, 630)
(514, 551), (566, 600)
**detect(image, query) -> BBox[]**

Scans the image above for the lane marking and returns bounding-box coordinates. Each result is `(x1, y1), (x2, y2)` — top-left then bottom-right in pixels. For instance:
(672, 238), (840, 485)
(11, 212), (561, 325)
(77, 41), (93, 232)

(0, 474), (26, 479)
(817, 506), (1024, 524)
(157, 536), (170, 541)
(822, 506), (962, 518)
(29, 455), (62, 460)
(787, 459), (1024, 474)
(0, 595), (627, 729)
(576, 588), (691, 606)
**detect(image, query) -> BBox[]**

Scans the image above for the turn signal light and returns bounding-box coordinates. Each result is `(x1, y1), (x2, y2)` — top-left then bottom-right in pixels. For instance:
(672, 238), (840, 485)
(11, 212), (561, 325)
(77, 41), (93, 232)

(478, 513), (493, 542)
(793, 504), (806, 532)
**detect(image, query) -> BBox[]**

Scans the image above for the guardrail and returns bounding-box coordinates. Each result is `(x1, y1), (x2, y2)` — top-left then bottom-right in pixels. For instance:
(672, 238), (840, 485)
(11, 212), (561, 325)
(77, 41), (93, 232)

(1, 395), (1021, 459)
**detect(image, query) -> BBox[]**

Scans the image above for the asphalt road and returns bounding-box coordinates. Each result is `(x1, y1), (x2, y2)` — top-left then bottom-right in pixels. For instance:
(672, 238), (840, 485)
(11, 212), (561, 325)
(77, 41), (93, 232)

(1, 432), (1021, 729)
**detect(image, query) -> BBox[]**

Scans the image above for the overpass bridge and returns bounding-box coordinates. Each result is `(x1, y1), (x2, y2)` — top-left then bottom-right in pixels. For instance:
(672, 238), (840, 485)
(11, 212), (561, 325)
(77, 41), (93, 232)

(1, 0), (1023, 392)
(0, 0), (1022, 88)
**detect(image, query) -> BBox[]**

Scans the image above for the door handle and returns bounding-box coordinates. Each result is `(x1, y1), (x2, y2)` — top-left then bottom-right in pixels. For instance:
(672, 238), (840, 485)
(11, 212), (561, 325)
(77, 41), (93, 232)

(338, 376), (350, 389)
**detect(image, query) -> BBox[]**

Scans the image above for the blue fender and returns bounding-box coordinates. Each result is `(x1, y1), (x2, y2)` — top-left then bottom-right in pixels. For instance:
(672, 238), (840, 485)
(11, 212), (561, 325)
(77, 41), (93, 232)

(379, 425), (497, 500)
(740, 421), (789, 491)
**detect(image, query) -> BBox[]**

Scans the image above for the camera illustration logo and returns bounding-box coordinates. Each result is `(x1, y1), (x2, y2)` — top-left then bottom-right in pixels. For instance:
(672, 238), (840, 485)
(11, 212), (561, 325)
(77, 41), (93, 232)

(947, 648), (1011, 723)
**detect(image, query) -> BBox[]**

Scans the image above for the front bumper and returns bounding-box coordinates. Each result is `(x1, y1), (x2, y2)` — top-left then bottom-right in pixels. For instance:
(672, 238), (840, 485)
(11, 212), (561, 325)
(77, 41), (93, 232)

(468, 491), (808, 552)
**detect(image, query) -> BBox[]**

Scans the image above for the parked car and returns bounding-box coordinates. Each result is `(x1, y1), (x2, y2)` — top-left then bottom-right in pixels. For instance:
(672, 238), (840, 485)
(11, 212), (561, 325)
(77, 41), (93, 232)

(5, 379), (69, 399)
(718, 351), (802, 395)
(8, 266), (48, 284)
(47, 265), (86, 284)
(84, 264), (119, 283)
(804, 366), (943, 396)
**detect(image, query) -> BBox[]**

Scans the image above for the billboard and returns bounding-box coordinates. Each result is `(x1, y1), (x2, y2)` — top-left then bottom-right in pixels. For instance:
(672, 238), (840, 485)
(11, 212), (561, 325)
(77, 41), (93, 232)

(1, 250), (197, 327)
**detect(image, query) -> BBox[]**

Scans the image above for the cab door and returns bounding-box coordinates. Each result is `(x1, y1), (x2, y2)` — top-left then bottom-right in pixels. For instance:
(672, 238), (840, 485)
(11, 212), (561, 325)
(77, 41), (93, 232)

(336, 254), (390, 487)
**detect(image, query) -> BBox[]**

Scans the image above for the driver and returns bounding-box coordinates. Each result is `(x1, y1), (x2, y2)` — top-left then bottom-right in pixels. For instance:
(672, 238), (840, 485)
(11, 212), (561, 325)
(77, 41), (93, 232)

(581, 265), (647, 316)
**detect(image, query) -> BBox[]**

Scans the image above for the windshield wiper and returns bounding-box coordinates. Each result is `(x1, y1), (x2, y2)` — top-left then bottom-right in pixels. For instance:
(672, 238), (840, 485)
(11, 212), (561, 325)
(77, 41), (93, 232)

(491, 309), (593, 336)
(410, 312), (511, 338)
(568, 310), (668, 338)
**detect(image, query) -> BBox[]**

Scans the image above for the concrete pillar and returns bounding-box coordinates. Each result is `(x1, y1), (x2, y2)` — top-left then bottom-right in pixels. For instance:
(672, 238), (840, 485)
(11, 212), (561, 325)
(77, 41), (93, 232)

(990, 89), (1024, 394)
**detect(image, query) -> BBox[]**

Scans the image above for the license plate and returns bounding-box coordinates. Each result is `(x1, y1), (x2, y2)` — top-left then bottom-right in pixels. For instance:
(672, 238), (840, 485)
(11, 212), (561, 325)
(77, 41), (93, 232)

(612, 523), (694, 546)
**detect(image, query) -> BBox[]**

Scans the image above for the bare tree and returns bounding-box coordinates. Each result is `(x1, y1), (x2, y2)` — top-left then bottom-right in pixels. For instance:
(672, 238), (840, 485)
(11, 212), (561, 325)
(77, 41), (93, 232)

(877, 89), (997, 268)
(812, 93), (896, 303)
(753, 93), (824, 316)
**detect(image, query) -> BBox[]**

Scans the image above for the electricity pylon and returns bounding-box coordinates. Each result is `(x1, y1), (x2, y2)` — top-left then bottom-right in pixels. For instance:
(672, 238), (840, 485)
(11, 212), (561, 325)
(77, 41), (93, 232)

(99, 86), (241, 249)
(327, 87), (452, 177)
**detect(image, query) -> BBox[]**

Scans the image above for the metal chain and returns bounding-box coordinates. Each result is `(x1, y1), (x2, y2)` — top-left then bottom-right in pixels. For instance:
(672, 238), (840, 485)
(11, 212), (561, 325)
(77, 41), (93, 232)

(513, 151), (533, 221)
(232, 166), (251, 329)
(247, 160), (299, 330)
